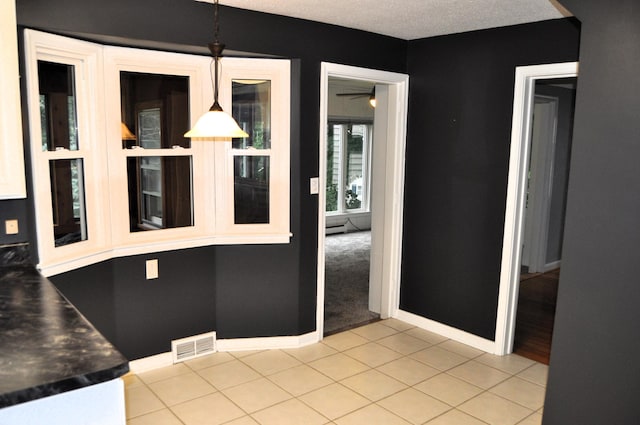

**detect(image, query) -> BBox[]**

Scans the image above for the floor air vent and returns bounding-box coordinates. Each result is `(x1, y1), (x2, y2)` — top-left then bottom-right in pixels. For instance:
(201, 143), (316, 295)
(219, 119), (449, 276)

(171, 332), (216, 363)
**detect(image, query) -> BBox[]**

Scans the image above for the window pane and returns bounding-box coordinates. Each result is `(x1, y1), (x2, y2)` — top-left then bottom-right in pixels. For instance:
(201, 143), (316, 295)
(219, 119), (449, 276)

(49, 159), (87, 246)
(326, 124), (341, 212)
(127, 156), (193, 231)
(38, 61), (78, 151)
(120, 72), (190, 149)
(232, 80), (271, 149)
(234, 156), (269, 224)
(345, 124), (365, 210)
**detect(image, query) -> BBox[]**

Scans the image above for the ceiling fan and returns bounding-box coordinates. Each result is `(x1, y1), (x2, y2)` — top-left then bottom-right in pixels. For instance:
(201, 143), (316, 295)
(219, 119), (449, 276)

(336, 87), (376, 107)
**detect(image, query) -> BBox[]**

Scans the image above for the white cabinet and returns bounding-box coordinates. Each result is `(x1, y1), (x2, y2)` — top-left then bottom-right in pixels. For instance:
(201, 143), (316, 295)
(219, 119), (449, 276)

(0, 0), (26, 199)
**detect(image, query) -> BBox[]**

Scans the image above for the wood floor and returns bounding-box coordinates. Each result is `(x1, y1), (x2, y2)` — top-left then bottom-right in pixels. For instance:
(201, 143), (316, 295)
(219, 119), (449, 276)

(513, 268), (560, 365)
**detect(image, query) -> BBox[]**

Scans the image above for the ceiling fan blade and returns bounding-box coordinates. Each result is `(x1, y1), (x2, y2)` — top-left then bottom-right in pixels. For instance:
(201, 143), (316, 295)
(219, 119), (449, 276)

(336, 92), (371, 97)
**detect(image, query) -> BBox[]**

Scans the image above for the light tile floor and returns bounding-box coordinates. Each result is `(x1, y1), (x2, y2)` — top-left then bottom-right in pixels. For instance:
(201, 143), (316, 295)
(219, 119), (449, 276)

(124, 319), (547, 425)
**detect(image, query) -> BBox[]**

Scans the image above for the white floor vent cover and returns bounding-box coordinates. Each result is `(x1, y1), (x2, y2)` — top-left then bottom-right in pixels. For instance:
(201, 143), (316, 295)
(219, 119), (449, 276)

(171, 332), (216, 363)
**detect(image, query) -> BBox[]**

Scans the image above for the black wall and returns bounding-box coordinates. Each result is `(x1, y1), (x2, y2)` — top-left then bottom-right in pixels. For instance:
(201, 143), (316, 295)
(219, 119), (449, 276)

(16, 0), (407, 360)
(402, 19), (580, 339)
(0, 199), (30, 246)
(543, 0), (640, 423)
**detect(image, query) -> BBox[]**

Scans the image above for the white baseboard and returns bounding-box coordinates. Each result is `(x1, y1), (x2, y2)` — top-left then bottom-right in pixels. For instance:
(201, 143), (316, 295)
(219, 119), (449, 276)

(128, 331), (320, 374)
(129, 352), (174, 374)
(542, 260), (561, 272)
(395, 310), (497, 354)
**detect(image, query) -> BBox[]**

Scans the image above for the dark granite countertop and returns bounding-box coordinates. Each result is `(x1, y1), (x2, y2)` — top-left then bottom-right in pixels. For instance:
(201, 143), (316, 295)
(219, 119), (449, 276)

(0, 265), (129, 408)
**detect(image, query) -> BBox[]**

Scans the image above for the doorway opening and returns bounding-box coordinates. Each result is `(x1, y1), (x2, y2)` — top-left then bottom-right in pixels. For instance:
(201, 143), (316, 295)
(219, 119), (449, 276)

(513, 78), (577, 364)
(317, 63), (409, 339)
(495, 62), (578, 356)
(324, 78), (378, 334)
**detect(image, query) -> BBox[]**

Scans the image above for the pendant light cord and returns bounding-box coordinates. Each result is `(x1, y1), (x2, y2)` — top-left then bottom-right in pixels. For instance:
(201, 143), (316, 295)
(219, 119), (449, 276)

(209, 0), (225, 111)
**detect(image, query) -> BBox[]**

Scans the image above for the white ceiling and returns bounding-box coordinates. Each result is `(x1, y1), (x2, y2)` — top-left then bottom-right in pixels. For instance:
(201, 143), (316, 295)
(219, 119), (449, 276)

(216, 0), (572, 40)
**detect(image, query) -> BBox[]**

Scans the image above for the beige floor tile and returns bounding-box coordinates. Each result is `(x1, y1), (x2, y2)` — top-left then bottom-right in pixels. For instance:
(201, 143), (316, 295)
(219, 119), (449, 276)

(403, 328), (449, 345)
(436, 340), (484, 359)
(231, 350), (265, 358)
(376, 356), (440, 385)
(322, 331), (369, 352)
(185, 352), (235, 371)
(308, 353), (370, 381)
(222, 377), (292, 413)
(197, 359), (261, 390)
(251, 399), (330, 425)
(127, 408), (183, 425)
(268, 364), (333, 396)
(299, 383), (370, 420)
(517, 412), (543, 425)
(125, 384), (165, 419)
(350, 322), (399, 340)
(447, 360), (511, 389)
(474, 353), (536, 375)
(122, 373), (144, 389)
(459, 392), (533, 425)
(517, 363), (548, 387)
(340, 369), (407, 401)
(224, 417), (259, 425)
(414, 373), (483, 406)
(138, 363), (191, 384)
(285, 342), (338, 363)
(343, 342), (403, 367)
(376, 332), (432, 355)
(424, 409), (488, 425)
(489, 377), (546, 410)
(171, 392), (245, 425)
(379, 318), (415, 332)
(148, 372), (216, 406)
(377, 388), (451, 424)
(335, 404), (411, 425)
(410, 346), (469, 371)
(240, 349), (302, 375)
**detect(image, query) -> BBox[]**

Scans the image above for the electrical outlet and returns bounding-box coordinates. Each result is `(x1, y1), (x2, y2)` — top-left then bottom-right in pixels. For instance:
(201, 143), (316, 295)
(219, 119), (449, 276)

(146, 259), (158, 279)
(5, 219), (19, 235)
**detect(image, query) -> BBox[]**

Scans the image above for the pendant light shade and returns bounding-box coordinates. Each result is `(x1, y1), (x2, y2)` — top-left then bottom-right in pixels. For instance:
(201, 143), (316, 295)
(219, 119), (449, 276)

(185, 102), (248, 138)
(184, 0), (247, 140)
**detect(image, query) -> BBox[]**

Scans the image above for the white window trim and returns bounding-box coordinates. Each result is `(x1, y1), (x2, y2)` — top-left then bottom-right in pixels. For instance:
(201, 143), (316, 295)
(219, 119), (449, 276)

(103, 46), (210, 248)
(25, 30), (291, 277)
(24, 30), (112, 271)
(214, 58), (291, 237)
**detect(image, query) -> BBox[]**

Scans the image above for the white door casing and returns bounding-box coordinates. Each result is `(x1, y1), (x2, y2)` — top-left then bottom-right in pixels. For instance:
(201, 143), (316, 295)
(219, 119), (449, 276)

(494, 62), (578, 355)
(317, 63), (409, 338)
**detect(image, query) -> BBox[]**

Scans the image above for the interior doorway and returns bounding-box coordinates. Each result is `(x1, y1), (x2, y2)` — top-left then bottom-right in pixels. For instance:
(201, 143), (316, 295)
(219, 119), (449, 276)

(323, 77), (377, 334)
(495, 62), (578, 356)
(513, 78), (577, 364)
(317, 63), (409, 339)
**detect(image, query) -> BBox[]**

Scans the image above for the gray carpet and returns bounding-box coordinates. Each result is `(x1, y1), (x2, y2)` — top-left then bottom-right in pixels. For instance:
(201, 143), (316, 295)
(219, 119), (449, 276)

(324, 230), (379, 335)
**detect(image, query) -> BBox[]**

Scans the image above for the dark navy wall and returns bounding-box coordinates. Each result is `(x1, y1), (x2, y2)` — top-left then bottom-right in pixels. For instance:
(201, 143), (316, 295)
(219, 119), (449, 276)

(543, 1), (640, 423)
(16, 0), (407, 360)
(402, 19), (580, 339)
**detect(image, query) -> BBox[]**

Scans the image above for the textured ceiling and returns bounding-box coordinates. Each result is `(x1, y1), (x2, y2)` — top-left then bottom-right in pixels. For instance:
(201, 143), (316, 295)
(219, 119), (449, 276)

(213, 0), (572, 40)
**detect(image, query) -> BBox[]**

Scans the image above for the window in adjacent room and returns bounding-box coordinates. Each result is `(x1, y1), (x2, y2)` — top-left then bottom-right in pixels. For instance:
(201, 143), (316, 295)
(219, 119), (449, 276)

(326, 121), (372, 214)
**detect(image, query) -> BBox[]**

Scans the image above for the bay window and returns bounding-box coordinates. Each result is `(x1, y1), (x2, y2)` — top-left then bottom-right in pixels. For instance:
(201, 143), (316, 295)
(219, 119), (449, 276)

(25, 30), (291, 276)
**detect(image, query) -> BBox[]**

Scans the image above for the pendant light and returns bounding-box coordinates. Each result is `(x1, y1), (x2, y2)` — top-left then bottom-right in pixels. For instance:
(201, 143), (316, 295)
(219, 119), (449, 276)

(184, 0), (248, 139)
